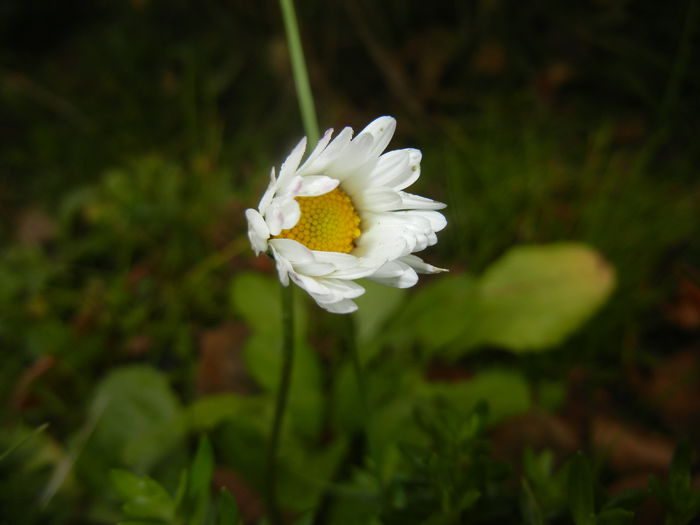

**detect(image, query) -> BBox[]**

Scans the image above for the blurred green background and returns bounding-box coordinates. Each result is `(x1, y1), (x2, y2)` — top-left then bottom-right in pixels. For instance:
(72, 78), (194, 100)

(1, 1), (699, 524)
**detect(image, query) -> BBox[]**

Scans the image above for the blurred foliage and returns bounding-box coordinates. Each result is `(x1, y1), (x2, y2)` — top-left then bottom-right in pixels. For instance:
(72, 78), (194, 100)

(1, 0), (700, 524)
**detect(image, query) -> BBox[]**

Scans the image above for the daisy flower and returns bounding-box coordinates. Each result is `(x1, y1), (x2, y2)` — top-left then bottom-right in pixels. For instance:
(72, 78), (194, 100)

(245, 116), (447, 314)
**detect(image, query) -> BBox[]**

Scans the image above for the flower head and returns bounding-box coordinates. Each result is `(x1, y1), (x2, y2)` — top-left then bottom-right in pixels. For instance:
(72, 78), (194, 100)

(245, 116), (447, 313)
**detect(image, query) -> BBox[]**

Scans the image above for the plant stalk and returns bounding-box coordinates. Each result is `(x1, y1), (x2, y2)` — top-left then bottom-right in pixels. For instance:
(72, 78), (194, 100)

(279, 0), (320, 143)
(265, 282), (295, 525)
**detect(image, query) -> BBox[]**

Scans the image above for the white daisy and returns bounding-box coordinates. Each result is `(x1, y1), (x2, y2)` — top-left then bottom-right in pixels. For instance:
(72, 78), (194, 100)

(245, 116), (447, 314)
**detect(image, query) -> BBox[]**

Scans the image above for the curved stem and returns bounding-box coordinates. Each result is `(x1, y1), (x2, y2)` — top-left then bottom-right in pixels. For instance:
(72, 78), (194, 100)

(265, 283), (295, 525)
(267, 2), (317, 522)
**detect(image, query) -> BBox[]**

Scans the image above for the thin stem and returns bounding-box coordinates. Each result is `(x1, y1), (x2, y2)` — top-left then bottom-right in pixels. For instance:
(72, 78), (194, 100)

(265, 283), (295, 525)
(279, 0), (320, 144)
(267, 2), (316, 522)
(345, 315), (385, 497)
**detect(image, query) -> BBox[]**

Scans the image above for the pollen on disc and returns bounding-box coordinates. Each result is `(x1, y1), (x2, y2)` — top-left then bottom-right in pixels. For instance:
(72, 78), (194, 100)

(273, 186), (362, 253)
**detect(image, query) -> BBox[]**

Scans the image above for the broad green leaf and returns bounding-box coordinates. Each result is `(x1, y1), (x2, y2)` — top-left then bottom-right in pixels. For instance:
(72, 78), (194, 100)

(426, 369), (531, 424)
(89, 366), (184, 470)
(243, 334), (323, 438)
(567, 452), (597, 525)
(390, 274), (479, 352)
(278, 436), (349, 512)
(230, 272), (307, 335)
(185, 394), (266, 431)
(475, 243), (615, 352)
(353, 280), (405, 361)
(111, 469), (176, 522)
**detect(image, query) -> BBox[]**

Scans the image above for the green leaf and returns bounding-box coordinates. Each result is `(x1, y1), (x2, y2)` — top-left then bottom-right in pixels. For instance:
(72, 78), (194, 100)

(567, 452), (597, 525)
(426, 369), (532, 424)
(230, 272), (307, 335)
(353, 280), (405, 361)
(603, 487), (649, 511)
(597, 508), (634, 525)
(111, 469), (176, 522)
(89, 366), (184, 470)
(0, 423), (48, 462)
(189, 437), (214, 499)
(521, 478), (545, 525)
(217, 489), (242, 525)
(185, 394), (266, 431)
(668, 442), (692, 498)
(187, 436), (214, 525)
(391, 274), (479, 353)
(649, 442), (700, 525)
(88, 366), (184, 471)
(474, 243), (615, 352)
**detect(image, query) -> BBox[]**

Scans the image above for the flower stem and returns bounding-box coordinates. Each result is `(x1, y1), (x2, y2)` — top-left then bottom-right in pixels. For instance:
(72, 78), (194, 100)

(268, 2), (316, 522)
(279, 0), (320, 144)
(265, 282), (295, 525)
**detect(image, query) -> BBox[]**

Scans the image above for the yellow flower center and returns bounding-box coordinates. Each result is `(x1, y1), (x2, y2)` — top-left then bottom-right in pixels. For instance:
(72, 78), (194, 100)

(274, 186), (361, 253)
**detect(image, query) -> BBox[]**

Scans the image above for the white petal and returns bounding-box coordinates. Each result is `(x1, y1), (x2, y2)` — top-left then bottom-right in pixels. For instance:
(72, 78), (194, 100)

(297, 175), (339, 197)
(312, 251), (359, 269)
(269, 238), (315, 264)
(328, 263), (383, 280)
(290, 271), (331, 296)
(354, 187), (403, 212)
(354, 227), (409, 260)
(408, 210), (448, 232)
(380, 210), (446, 234)
(298, 127), (334, 173)
(369, 149), (422, 190)
(258, 167), (277, 212)
(269, 246), (292, 286)
(299, 127), (353, 175)
(312, 251), (382, 280)
(245, 208), (270, 255)
(293, 261), (336, 276)
(368, 260), (418, 289)
(358, 116), (396, 158)
(399, 254), (448, 274)
(398, 192), (446, 210)
(318, 278), (366, 299)
(328, 132), (375, 179)
(316, 298), (358, 314)
(359, 211), (445, 258)
(277, 137), (307, 187)
(265, 197), (301, 235)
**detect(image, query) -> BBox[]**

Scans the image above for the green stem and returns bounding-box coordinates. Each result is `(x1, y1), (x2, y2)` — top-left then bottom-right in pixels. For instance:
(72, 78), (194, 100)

(265, 283), (295, 525)
(279, 0), (320, 144)
(266, 2), (317, 522)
